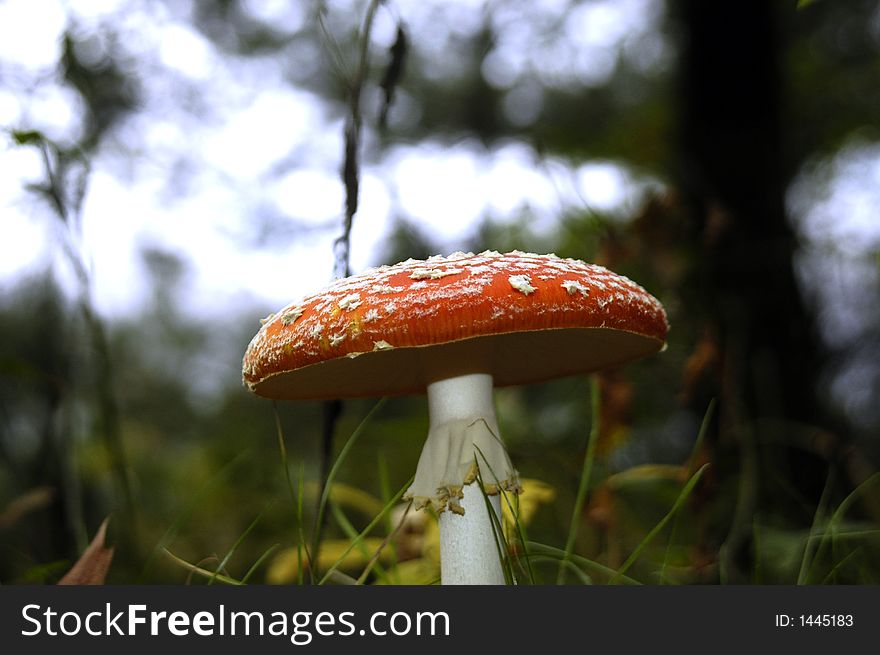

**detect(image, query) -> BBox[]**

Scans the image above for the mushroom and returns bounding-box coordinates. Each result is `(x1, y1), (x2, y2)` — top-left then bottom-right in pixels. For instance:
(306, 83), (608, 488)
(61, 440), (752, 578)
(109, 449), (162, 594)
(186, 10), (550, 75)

(242, 250), (668, 584)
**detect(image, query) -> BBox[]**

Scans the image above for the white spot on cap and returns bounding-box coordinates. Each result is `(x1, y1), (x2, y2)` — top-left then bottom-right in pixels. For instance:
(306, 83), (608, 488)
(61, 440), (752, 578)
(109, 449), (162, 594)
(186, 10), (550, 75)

(561, 280), (589, 297)
(373, 340), (394, 351)
(410, 268), (463, 280)
(338, 294), (362, 310)
(280, 307), (304, 325)
(508, 275), (536, 295)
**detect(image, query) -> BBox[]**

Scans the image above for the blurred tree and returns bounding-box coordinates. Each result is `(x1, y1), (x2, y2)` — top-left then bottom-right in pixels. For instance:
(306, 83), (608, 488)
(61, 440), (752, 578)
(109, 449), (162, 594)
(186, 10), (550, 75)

(673, 0), (824, 581)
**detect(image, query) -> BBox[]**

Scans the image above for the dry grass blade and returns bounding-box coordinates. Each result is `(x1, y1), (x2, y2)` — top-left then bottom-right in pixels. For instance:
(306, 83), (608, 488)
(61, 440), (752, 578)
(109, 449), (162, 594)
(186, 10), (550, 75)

(58, 517), (114, 585)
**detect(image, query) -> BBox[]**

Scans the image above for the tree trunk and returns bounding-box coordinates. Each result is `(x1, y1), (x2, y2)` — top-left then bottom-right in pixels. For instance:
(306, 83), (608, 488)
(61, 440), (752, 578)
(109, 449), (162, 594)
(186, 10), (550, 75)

(676, 0), (834, 581)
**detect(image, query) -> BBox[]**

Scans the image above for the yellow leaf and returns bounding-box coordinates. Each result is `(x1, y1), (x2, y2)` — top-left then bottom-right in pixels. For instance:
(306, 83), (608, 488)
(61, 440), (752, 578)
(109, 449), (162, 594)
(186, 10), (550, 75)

(266, 537), (389, 584)
(503, 478), (556, 530)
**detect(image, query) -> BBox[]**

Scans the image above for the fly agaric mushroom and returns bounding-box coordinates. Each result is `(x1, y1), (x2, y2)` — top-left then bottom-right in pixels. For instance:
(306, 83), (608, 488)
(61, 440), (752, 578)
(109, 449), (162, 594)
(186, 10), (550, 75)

(242, 250), (668, 584)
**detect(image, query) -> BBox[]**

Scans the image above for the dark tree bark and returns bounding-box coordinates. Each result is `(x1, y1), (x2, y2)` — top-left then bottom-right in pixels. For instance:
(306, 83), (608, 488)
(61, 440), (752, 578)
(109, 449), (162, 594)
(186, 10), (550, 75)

(676, 0), (838, 580)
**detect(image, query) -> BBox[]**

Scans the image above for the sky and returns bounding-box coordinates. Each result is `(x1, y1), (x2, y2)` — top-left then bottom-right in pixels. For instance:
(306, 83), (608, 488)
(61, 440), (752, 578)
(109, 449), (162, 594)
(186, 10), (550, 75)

(0, 0), (669, 321)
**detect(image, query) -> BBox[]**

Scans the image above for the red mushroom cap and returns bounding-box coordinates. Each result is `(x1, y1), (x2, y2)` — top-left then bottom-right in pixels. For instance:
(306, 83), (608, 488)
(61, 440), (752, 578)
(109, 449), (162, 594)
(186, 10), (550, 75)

(242, 251), (668, 399)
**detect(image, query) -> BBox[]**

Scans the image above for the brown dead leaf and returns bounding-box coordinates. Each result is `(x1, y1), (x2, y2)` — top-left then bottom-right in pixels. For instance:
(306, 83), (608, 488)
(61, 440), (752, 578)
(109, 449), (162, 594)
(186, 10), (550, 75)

(0, 486), (55, 529)
(681, 329), (720, 406)
(58, 517), (114, 585)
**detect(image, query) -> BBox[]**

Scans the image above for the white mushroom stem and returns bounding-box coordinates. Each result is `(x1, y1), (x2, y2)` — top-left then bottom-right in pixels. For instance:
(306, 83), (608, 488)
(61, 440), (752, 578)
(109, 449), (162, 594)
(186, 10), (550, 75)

(408, 372), (517, 585)
(440, 481), (504, 585)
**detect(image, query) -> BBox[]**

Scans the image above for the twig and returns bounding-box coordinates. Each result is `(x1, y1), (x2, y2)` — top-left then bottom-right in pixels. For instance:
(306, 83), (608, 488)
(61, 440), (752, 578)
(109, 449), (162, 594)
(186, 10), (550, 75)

(312, 0), (385, 583)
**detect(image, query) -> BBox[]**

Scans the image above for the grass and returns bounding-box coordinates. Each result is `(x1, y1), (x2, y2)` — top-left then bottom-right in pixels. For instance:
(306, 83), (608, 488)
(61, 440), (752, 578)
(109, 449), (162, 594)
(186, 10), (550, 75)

(207, 504), (274, 585)
(608, 463), (709, 584)
(317, 477), (412, 585)
(556, 375), (601, 584)
(161, 391), (878, 587)
(310, 397), (388, 571)
(273, 402), (309, 584)
(800, 472), (880, 584)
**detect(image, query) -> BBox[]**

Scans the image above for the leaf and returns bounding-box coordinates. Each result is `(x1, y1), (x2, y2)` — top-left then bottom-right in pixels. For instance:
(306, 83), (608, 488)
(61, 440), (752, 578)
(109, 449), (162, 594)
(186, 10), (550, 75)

(378, 24), (408, 130)
(300, 481), (385, 517)
(267, 538), (389, 584)
(58, 518), (114, 585)
(10, 129), (45, 146)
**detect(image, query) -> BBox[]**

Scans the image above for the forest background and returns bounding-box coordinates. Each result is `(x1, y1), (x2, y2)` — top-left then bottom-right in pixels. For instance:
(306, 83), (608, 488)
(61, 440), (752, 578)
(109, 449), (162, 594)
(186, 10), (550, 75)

(1, 0), (879, 585)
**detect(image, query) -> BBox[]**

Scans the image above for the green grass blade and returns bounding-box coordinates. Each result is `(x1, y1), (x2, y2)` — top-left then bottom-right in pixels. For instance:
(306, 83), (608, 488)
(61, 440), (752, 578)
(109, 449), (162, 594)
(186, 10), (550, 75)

(241, 543), (281, 584)
(356, 502), (411, 585)
(375, 450), (401, 583)
(527, 541), (640, 585)
(819, 547), (863, 585)
(797, 468), (835, 585)
(530, 556), (593, 584)
(329, 500), (390, 583)
(661, 399), (716, 584)
(475, 466), (515, 585)
(319, 474), (412, 585)
(274, 403), (312, 584)
(804, 472), (880, 583)
(610, 463), (709, 584)
(497, 488), (534, 584)
(296, 461), (306, 584)
(686, 398), (715, 477)
(312, 397), (387, 573)
(141, 450), (249, 581)
(809, 528), (880, 541)
(509, 493), (535, 584)
(163, 548), (242, 585)
(557, 375), (601, 584)
(473, 441), (534, 584)
(829, 472), (880, 524)
(208, 504), (272, 585)
(377, 451), (392, 528)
